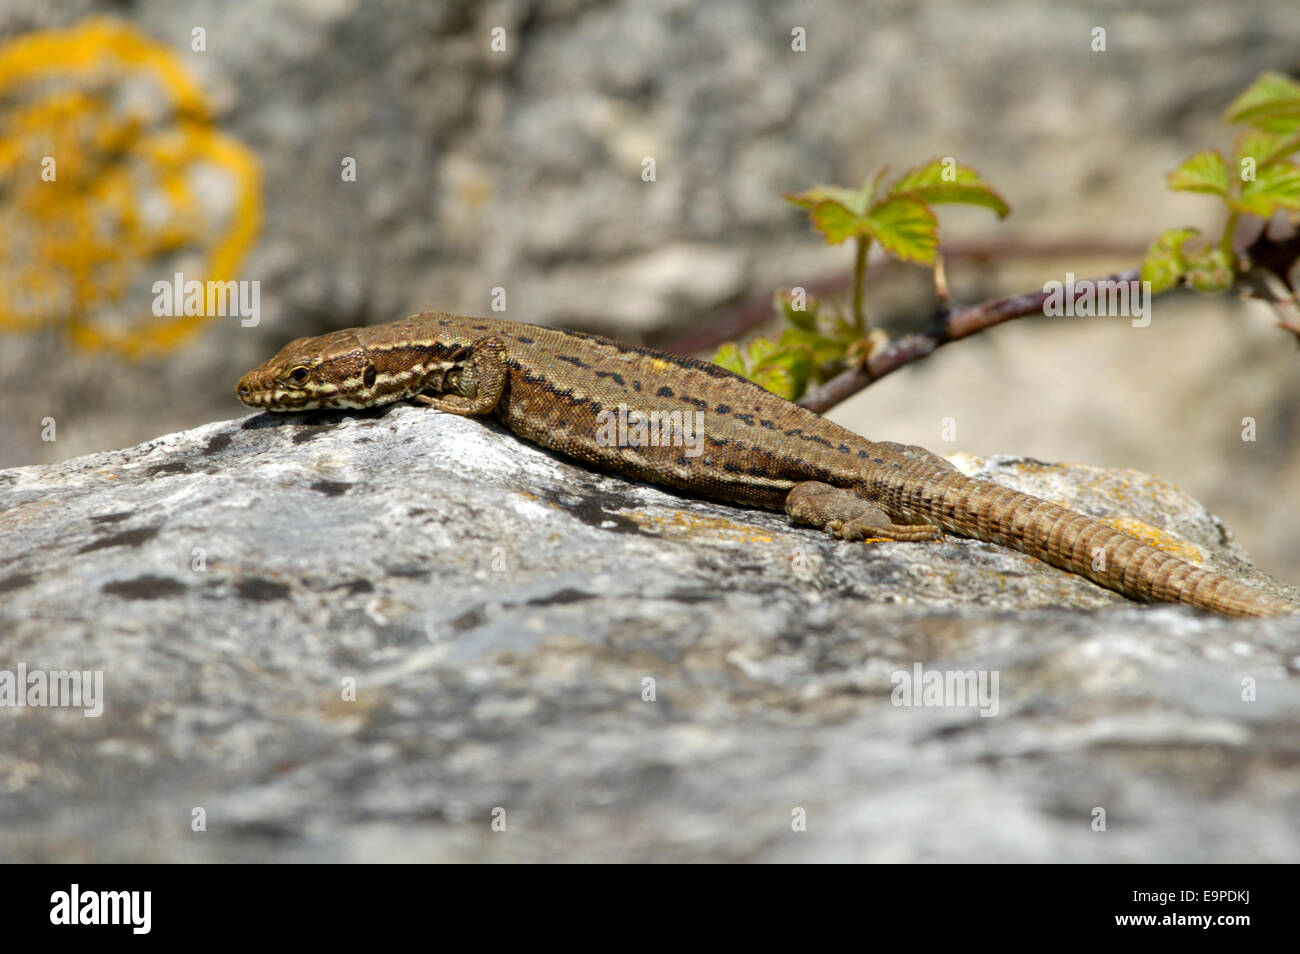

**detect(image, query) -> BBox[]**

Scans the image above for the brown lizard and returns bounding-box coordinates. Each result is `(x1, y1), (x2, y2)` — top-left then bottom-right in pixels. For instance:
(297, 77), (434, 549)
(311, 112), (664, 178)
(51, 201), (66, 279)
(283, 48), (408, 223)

(236, 312), (1294, 617)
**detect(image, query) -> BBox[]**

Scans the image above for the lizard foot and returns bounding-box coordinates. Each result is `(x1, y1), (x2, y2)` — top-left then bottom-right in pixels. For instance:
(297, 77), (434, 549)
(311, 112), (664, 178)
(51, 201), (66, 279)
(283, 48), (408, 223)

(785, 481), (943, 542)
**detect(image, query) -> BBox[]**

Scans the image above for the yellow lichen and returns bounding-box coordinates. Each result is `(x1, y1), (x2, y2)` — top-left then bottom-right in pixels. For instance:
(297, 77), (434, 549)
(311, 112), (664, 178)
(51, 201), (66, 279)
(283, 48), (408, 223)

(1098, 515), (1203, 564)
(0, 19), (261, 358)
(624, 509), (774, 544)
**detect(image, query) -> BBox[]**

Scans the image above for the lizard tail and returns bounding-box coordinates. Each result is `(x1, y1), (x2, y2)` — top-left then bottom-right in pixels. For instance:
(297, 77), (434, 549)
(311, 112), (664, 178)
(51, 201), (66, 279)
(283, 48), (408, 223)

(892, 472), (1294, 618)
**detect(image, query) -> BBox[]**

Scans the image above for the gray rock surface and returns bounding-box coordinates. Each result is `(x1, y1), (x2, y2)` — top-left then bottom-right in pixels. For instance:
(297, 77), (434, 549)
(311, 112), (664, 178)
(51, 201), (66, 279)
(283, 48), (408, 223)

(2, 407), (1297, 861)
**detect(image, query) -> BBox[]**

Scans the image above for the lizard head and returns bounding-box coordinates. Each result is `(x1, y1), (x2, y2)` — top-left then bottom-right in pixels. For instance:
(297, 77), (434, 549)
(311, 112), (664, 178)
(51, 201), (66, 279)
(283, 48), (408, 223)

(236, 329), (380, 411)
(237, 324), (473, 411)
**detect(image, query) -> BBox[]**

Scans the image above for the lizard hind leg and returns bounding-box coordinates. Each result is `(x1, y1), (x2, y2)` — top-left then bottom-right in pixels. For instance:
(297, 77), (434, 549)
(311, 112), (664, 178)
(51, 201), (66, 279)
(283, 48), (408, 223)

(784, 481), (944, 542)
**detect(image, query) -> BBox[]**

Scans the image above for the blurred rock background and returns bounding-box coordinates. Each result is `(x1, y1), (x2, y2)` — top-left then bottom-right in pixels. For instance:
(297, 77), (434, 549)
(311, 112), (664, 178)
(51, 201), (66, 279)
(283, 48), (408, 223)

(0, 0), (1296, 581)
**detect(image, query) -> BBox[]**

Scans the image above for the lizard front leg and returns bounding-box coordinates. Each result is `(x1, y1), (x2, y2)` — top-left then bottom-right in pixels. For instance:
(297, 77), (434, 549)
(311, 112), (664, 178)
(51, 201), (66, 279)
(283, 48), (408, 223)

(413, 336), (507, 415)
(784, 481), (944, 542)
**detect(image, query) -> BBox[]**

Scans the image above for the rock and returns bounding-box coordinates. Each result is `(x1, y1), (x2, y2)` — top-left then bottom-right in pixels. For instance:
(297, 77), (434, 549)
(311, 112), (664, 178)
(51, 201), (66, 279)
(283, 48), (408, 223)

(1, 407), (1297, 861)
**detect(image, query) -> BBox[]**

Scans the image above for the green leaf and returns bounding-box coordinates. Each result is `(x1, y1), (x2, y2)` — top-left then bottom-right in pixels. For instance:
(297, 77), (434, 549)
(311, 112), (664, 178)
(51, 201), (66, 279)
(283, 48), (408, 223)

(1229, 160), (1300, 216)
(744, 337), (781, 368)
(775, 288), (818, 330)
(778, 326), (850, 370)
(1166, 150), (1229, 196)
(751, 364), (801, 400)
(888, 158), (1011, 218)
(742, 337), (815, 399)
(1140, 227), (1200, 294)
(1184, 247), (1235, 294)
(712, 342), (748, 376)
(751, 347), (812, 400)
(784, 184), (870, 216)
(807, 199), (869, 245)
(1234, 129), (1300, 170)
(862, 165), (891, 208)
(1224, 72), (1300, 134)
(863, 194), (939, 264)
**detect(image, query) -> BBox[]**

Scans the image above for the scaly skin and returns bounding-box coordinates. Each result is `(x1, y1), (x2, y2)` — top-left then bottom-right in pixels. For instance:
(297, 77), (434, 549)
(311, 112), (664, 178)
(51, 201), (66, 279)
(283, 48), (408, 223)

(237, 312), (1294, 617)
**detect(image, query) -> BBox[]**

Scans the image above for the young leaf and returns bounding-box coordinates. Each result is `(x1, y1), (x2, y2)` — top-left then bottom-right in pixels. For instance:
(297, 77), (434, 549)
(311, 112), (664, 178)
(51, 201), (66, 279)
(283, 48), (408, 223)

(1166, 150), (1230, 196)
(863, 194), (939, 264)
(784, 185), (869, 216)
(862, 165), (891, 208)
(1184, 247), (1235, 293)
(1140, 227), (1200, 294)
(1224, 72), (1300, 135)
(751, 342), (814, 400)
(808, 199), (869, 244)
(1229, 160), (1300, 216)
(744, 337), (781, 368)
(1235, 129), (1300, 170)
(778, 325), (849, 370)
(751, 361), (804, 401)
(888, 159), (1011, 218)
(713, 342), (748, 376)
(775, 288), (819, 330)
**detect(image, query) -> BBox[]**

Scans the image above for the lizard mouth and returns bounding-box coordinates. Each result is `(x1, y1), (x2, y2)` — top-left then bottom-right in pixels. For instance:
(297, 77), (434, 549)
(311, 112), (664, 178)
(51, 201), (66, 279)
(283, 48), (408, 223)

(235, 371), (274, 408)
(236, 372), (315, 411)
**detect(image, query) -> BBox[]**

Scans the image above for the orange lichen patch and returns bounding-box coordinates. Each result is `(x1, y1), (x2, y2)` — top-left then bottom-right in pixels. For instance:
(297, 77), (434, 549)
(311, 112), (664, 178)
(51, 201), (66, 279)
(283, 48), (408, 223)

(624, 509), (774, 544)
(0, 19), (261, 358)
(1097, 515), (1203, 564)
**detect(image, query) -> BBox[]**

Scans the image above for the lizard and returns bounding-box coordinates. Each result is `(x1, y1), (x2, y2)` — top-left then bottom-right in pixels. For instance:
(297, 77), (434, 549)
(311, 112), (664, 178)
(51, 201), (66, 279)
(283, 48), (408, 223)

(236, 311), (1294, 618)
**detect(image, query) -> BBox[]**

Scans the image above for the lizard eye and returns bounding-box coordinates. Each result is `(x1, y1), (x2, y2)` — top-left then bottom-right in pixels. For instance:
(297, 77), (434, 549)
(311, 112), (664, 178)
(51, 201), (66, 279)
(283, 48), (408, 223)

(288, 366), (309, 384)
(363, 365), (376, 388)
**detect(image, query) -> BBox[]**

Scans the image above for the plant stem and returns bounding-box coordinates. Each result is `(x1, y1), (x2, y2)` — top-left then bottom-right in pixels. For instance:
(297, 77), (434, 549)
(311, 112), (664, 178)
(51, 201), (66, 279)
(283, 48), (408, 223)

(852, 235), (870, 333)
(1220, 210), (1240, 256)
(798, 268), (1143, 413)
